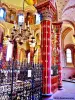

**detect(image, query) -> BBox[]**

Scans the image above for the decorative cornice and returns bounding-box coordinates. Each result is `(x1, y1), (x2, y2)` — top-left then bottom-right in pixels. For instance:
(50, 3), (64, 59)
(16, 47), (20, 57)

(36, 0), (56, 13)
(36, 0), (56, 21)
(52, 22), (63, 25)
(52, 22), (63, 34)
(41, 8), (52, 21)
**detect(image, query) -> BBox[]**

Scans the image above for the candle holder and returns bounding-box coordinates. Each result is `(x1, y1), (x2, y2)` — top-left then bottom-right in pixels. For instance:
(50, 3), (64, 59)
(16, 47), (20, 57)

(5, 21), (34, 46)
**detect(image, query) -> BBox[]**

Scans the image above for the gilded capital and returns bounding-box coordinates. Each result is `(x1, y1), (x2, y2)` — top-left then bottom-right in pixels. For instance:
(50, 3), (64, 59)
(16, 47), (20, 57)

(41, 8), (52, 21)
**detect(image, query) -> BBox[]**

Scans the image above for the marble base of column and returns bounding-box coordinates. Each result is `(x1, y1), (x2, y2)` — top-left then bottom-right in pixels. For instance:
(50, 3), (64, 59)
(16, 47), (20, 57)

(42, 93), (52, 97)
(42, 93), (53, 100)
(58, 85), (63, 90)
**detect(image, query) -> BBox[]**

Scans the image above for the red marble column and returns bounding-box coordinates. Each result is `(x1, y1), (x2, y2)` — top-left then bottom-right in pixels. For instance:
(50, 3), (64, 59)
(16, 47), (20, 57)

(36, 0), (56, 96)
(52, 22), (63, 89)
(41, 20), (52, 95)
(37, 4), (54, 96)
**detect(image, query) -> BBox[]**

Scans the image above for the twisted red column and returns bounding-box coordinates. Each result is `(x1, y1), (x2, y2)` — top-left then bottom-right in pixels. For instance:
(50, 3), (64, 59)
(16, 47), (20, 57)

(52, 22), (63, 89)
(41, 20), (51, 95)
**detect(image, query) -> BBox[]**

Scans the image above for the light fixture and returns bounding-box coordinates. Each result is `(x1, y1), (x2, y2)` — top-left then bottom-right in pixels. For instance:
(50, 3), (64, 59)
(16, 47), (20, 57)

(7, 21), (32, 45)
(5, 0), (35, 45)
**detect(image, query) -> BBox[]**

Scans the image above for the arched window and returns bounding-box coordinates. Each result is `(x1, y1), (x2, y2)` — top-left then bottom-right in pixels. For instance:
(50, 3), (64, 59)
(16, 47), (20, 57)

(66, 49), (72, 63)
(36, 13), (41, 24)
(0, 8), (6, 21)
(18, 14), (24, 25)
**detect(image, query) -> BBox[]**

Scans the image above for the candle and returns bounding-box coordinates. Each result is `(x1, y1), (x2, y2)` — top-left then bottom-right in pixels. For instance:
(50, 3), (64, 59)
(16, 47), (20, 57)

(14, 21), (16, 29)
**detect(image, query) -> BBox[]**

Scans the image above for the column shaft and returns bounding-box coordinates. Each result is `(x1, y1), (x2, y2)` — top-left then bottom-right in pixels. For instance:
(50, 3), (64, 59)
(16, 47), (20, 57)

(52, 22), (63, 89)
(41, 20), (51, 95)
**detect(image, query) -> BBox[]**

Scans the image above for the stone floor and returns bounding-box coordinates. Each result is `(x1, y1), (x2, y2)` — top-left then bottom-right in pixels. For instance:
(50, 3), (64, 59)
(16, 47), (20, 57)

(42, 81), (75, 100)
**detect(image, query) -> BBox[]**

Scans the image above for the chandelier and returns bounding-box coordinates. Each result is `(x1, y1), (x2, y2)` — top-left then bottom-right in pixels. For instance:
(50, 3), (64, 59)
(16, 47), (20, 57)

(6, 22), (34, 45)
(5, 0), (36, 45)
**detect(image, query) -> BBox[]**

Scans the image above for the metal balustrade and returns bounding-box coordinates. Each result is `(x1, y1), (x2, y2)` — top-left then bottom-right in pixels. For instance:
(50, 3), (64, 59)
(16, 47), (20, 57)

(0, 62), (42, 100)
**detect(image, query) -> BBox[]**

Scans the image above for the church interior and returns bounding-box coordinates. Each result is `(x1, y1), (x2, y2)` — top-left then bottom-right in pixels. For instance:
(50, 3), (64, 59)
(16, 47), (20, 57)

(0, 0), (75, 100)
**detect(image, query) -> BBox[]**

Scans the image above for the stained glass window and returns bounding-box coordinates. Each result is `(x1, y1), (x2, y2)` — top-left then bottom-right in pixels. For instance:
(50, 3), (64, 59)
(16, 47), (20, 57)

(18, 14), (24, 25)
(36, 13), (41, 24)
(66, 49), (72, 63)
(0, 8), (6, 21)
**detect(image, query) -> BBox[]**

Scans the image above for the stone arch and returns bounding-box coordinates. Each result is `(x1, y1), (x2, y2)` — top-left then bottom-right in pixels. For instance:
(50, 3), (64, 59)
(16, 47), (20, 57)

(1, 3), (9, 11)
(62, 27), (72, 40)
(64, 44), (75, 66)
(62, 20), (75, 31)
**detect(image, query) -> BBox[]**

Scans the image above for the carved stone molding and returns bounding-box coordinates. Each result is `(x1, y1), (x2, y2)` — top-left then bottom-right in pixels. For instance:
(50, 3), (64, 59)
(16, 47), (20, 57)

(41, 8), (52, 21)
(52, 22), (63, 33)
(36, 0), (56, 21)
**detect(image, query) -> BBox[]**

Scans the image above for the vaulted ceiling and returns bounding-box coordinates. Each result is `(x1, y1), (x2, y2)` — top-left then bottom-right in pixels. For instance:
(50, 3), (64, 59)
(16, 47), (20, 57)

(56, 0), (75, 46)
(56, 0), (75, 27)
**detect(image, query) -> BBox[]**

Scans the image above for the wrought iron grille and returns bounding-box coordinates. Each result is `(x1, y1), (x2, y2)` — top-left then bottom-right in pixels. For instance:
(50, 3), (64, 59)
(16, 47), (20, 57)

(0, 61), (42, 100)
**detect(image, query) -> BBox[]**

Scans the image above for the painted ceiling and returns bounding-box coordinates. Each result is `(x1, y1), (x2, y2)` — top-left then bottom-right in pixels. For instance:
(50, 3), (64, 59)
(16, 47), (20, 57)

(56, 0), (75, 45)
(56, 0), (75, 23)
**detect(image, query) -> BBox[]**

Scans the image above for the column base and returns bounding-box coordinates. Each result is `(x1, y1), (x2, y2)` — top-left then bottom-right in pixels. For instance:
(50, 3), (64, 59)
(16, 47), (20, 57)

(58, 85), (63, 90)
(42, 93), (53, 100)
(42, 93), (52, 97)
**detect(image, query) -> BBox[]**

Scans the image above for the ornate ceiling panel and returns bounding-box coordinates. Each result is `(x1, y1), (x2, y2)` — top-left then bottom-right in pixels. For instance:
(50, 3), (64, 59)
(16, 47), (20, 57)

(63, 0), (75, 12)
(56, 0), (75, 42)
(62, 0), (75, 22)
(56, 0), (69, 21)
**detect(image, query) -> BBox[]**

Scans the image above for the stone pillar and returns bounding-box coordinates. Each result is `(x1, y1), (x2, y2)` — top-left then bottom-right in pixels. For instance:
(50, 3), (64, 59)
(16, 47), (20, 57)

(40, 7), (53, 97)
(52, 22), (63, 90)
(41, 18), (52, 96)
(36, 0), (56, 97)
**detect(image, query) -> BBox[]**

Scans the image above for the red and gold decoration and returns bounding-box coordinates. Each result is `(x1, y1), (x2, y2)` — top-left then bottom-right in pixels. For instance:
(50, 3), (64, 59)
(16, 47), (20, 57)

(37, 0), (56, 96)
(41, 19), (51, 95)
(52, 22), (63, 89)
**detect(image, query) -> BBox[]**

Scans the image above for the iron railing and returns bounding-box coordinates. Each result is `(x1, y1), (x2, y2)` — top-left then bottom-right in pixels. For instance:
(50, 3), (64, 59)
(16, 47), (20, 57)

(0, 61), (42, 100)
